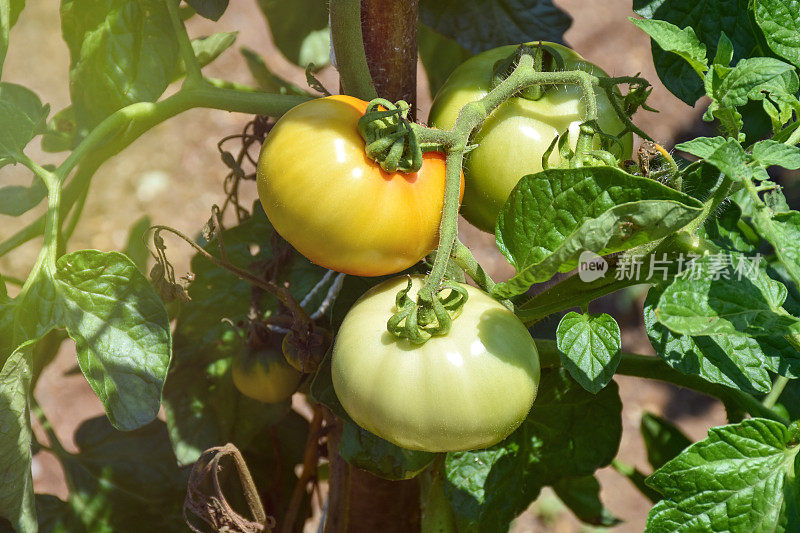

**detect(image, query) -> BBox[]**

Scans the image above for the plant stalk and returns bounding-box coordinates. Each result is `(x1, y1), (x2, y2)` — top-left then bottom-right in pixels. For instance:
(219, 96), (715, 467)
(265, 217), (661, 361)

(329, 0), (378, 100)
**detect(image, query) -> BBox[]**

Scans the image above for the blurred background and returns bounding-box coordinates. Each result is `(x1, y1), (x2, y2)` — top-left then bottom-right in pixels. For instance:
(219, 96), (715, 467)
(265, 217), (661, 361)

(0, 1), (741, 531)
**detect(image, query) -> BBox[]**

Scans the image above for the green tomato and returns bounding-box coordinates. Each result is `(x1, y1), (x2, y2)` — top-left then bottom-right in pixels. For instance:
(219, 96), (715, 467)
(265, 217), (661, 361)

(331, 276), (540, 452)
(429, 42), (633, 233)
(232, 348), (302, 403)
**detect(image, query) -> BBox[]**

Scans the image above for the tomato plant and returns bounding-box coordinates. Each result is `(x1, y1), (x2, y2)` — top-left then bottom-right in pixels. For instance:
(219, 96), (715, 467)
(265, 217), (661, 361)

(429, 42), (633, 232)
(2, 0), (800, 532)
(332, 276), (539, 452)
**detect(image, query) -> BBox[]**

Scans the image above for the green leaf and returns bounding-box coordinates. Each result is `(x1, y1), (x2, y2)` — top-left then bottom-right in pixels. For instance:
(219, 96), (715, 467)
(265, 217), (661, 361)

(61, 0), (180, 131)
(655, 254), (800, 337)
(645, 284), (800, 393)
(163, 353), (290, 466)
(0, 0), (25, 77)
(418, 24), (472, 97)
(752, 140), (800, 170)
(640, 413), (691, 470)
(556, 312), (621, 394)
(339, 419), (436, 481)
(552, 475), (621, 527)
(0, 342), (35, 532)
(419, 0), (571, 54)
(240, 47), (307, 95)
(674, 136), (727, 159)
(493, 166), (703, 298)
(714, 58), (797, 108)
(123, 215), (151, 273)
(184, 0), (228, 21)
(702, 202), (759, 254)
(55, 250), (171, 430)
(0, 82), (49, 166)
(645, 418), (800, 532)
(749, 210), (800, 296)
(0, 174), (46, 216)
(256, 0), (329, 68)
(713, 32), (734, 68)
(176, 31), (237, 79)
(633, 0), (760, 105)
(754, 0), (800, 69)
(40, 416), (187, 532)
(444, 368), (621, 532)
(629, 18), (708, 78)
(41, 106), (79, 153)
(699, 138), (753, 181)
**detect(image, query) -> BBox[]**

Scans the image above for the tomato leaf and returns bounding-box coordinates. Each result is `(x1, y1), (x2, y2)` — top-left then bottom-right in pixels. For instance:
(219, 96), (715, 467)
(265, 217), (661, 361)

(0, 82), (49, 168)
(61, 0), (180, 131)
(418, 24), (472, 97)
(629, 18), (708, 79)
(0, 174), (46, 216)
(240, 47), (306, 95)
(55, 250), (171, 430)
(0, 342), (35, 532)
(655, 255), (800, 337)
(633, 0), (761, 105)
(552, 475), (622, 527)
(754, 0), (800, 69)
(419, 0), (571, 54)
(493, 166), (702, 298)
(645, 418), (800, 531)
(0, 0), (25, 76)
(163, 353), (291, 466)
(640, 413), (692, 470)
(556, 312), (621, 394)
(339, 419), (436, 481)
(184, 0), (228, 21)
(174, 31), (238, 79)
(256, 0), (329, 69)
(645, 284), (800, 393)
(751, 211), (800, 292)
(37, 416), (188, 532)
(752, 140), (800, 170)
(444, 368), (622, 532)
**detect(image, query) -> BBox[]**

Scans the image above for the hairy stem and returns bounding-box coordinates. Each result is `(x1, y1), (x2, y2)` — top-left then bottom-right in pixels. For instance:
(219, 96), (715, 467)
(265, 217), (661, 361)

(418, 54), (599, 299)
(763, 376), (790, 409)
(451, 240), (496, 293)
(166, 0), (202, 84)
(329, 0), (378, 100)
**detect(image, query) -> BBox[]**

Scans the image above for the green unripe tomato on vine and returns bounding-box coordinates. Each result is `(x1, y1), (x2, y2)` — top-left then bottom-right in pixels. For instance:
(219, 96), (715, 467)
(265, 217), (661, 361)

(429, 42), (633, 233)
(331, 276), (540, 452)
(232, 347), (303, 403)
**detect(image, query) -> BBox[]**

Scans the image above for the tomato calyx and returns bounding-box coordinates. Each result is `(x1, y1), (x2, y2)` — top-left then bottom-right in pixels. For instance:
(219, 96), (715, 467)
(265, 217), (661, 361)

(386, 277), (469, 344)
(357, 98), (425, 173)
(491, 43), (565, 102)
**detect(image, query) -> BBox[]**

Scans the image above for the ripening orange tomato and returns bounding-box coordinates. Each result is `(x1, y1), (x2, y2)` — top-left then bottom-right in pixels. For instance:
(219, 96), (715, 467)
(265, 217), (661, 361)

(257, 95), (463, 276)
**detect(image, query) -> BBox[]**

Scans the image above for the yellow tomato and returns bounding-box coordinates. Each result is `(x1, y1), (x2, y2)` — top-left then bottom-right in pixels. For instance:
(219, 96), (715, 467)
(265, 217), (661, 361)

(257, 95), (463, 276)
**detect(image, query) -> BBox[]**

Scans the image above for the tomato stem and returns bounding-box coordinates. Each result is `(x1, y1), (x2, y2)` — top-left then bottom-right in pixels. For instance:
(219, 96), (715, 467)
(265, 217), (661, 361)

(419, 455), (458, 533)
(329, 0), (379, 101)
(451, 240), (496, 294)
